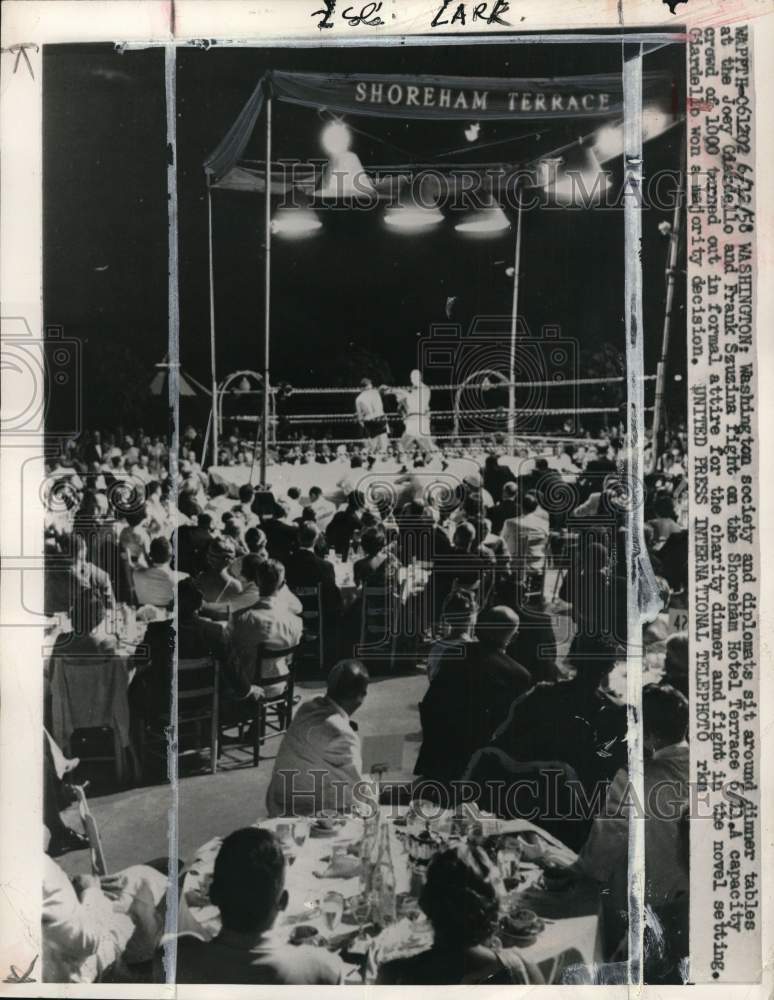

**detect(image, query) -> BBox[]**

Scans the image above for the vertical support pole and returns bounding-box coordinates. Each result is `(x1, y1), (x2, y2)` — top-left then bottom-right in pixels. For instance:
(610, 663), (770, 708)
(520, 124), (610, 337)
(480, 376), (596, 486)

(207, 181), (219, 465)
(623, 41), (646, 988)
(508, 194), (523, 454)
(650, 151), (685, 469)
(260, 90), (272, 488)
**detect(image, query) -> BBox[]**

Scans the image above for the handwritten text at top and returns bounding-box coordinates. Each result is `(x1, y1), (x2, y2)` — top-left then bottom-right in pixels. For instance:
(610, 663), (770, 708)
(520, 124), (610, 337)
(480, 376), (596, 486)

(311, 1), (511, 30)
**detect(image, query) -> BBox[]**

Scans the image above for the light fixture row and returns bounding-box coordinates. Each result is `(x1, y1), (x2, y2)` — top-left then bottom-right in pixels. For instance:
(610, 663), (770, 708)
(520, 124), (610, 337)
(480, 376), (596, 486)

(270, 108), (671, 238)
(271, 200), (511, 237)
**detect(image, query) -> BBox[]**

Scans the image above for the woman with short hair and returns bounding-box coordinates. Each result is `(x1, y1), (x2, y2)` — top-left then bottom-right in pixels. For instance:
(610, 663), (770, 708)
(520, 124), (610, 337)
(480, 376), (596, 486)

(377, 844), (543, 985)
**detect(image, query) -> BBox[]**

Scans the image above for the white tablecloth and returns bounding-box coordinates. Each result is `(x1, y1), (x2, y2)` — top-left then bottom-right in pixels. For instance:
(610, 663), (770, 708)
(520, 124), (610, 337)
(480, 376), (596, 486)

(177, 811), (602, 984)
(208, 456), (485, 507)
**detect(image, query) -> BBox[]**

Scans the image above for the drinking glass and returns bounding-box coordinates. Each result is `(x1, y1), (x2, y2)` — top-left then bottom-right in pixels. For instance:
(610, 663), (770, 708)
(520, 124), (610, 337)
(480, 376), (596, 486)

(322, 890), (344, 932)
(292, 820), (309, 848)
(276, 822), (293, 845)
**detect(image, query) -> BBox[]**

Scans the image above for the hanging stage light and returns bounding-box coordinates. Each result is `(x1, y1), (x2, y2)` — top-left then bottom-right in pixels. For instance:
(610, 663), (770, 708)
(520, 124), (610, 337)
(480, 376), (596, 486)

(384, 176), (443, 231)
(593, 105), (673, 163)
(270, 205), (322, 237)
(454, 190), (510, 234)
(315, 150), (376, 199)
(384, 200), (444, 230)
(536, 146), (609, 206)
(315, 117), (376, 200)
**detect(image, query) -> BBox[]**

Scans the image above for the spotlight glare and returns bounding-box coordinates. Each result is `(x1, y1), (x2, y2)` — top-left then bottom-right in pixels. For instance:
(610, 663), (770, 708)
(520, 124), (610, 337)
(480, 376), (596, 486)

(537, 150), (609, 206)
(454, 205), (510, 234)
(643, 106), (671, 140)
(321, 120), (351, 155)
(384, 206), (444, 231)
(270, 208), (322, 237)
(594, 123), (624, 162)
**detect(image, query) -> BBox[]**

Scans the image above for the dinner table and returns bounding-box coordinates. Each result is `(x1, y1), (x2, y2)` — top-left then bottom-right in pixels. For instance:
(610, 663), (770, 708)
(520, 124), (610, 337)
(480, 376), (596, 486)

(44, 605), (155, 781)
(331, 559), (431, 613)
(332, 559), (359, 609)
(176, 806), (603, 984)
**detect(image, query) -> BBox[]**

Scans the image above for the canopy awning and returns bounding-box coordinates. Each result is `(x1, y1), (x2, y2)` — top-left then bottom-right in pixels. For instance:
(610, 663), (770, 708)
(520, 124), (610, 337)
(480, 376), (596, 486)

(204, 69), (672, 182)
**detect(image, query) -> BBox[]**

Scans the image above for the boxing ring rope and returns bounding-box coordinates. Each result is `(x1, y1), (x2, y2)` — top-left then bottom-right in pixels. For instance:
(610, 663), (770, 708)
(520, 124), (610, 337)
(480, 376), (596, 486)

(204, 372), (658, 463)
(207, 372), (658, 462)
(271, 374), (656, 394)
(282, 407), (638, 422)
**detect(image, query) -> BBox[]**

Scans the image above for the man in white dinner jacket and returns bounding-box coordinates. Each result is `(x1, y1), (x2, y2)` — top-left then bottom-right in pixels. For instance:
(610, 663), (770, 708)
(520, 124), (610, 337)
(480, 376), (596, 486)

(266, 660), (369, 817)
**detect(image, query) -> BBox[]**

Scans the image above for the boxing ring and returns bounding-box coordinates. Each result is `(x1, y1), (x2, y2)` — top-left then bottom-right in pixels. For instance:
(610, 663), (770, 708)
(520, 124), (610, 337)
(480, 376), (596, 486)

(202, 67), (677, 484)
(203, 370), (657, 472)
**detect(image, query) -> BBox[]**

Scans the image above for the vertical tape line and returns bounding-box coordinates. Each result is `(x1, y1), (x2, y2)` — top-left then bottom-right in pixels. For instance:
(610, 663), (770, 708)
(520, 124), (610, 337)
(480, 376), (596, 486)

(163, 43), (180, 985)
(623, 41), (646, 988)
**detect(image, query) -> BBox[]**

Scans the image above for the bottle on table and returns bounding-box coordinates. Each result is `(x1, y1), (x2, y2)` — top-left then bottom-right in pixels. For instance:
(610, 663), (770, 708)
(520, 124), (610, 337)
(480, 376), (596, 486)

(371, 819), (397, 928)
(358, 779), (381, 895)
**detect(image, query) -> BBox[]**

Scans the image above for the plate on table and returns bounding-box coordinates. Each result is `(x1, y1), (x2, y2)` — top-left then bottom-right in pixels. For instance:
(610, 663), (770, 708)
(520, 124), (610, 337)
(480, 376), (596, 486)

(310, 820), (340, 838)
(313, 856), (362, 879)
(499, 908), (546, 948)
(289, 924), (326, 947)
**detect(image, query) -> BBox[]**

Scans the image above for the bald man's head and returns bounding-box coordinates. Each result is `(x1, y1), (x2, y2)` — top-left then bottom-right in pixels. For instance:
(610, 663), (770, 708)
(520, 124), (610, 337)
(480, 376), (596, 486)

(326, 659), (370, 716)
(475, 605), (520, 649)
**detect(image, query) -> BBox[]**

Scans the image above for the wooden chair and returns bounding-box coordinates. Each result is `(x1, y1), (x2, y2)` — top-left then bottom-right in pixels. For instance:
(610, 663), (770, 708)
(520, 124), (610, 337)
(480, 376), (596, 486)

(549, 531), (580, 604)
(220, 646), (298, 767)
(358, 586), (398, 671)
(293, 585), (325, 668)
(49, 654), (132, 786)
(139, 657), (220, 777)
(522, 548), (548, 606)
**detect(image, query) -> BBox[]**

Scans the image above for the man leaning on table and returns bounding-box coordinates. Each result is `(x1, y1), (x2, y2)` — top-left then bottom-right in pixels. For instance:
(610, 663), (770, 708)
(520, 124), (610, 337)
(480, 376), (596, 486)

(174, 828), (344, 984)
(266, 660), (369, 817)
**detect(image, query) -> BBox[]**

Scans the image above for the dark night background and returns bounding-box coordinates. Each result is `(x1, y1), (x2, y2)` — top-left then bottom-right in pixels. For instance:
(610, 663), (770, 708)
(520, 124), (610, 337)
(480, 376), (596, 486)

(43, 39), (686, 434)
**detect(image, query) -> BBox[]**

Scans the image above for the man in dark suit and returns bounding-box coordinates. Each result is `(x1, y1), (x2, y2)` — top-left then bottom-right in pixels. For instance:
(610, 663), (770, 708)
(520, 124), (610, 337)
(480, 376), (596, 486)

(506, 601), (559, 683)
(83, 430), (104, 467)
(415, 606), (532, 785)
(576, 446), (617, 504)
(489, 482), (520, 534)
(284, 523), (342, 667)
(489, 634), (627, 793)
(260, 498), (299, 567)
(483, 452), (516, 503)
(285, 523), (341, 612)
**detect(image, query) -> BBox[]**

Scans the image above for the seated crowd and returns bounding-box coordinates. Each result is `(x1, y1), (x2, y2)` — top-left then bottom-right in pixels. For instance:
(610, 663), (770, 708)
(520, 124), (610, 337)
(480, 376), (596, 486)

(42, 422), (690, 983)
